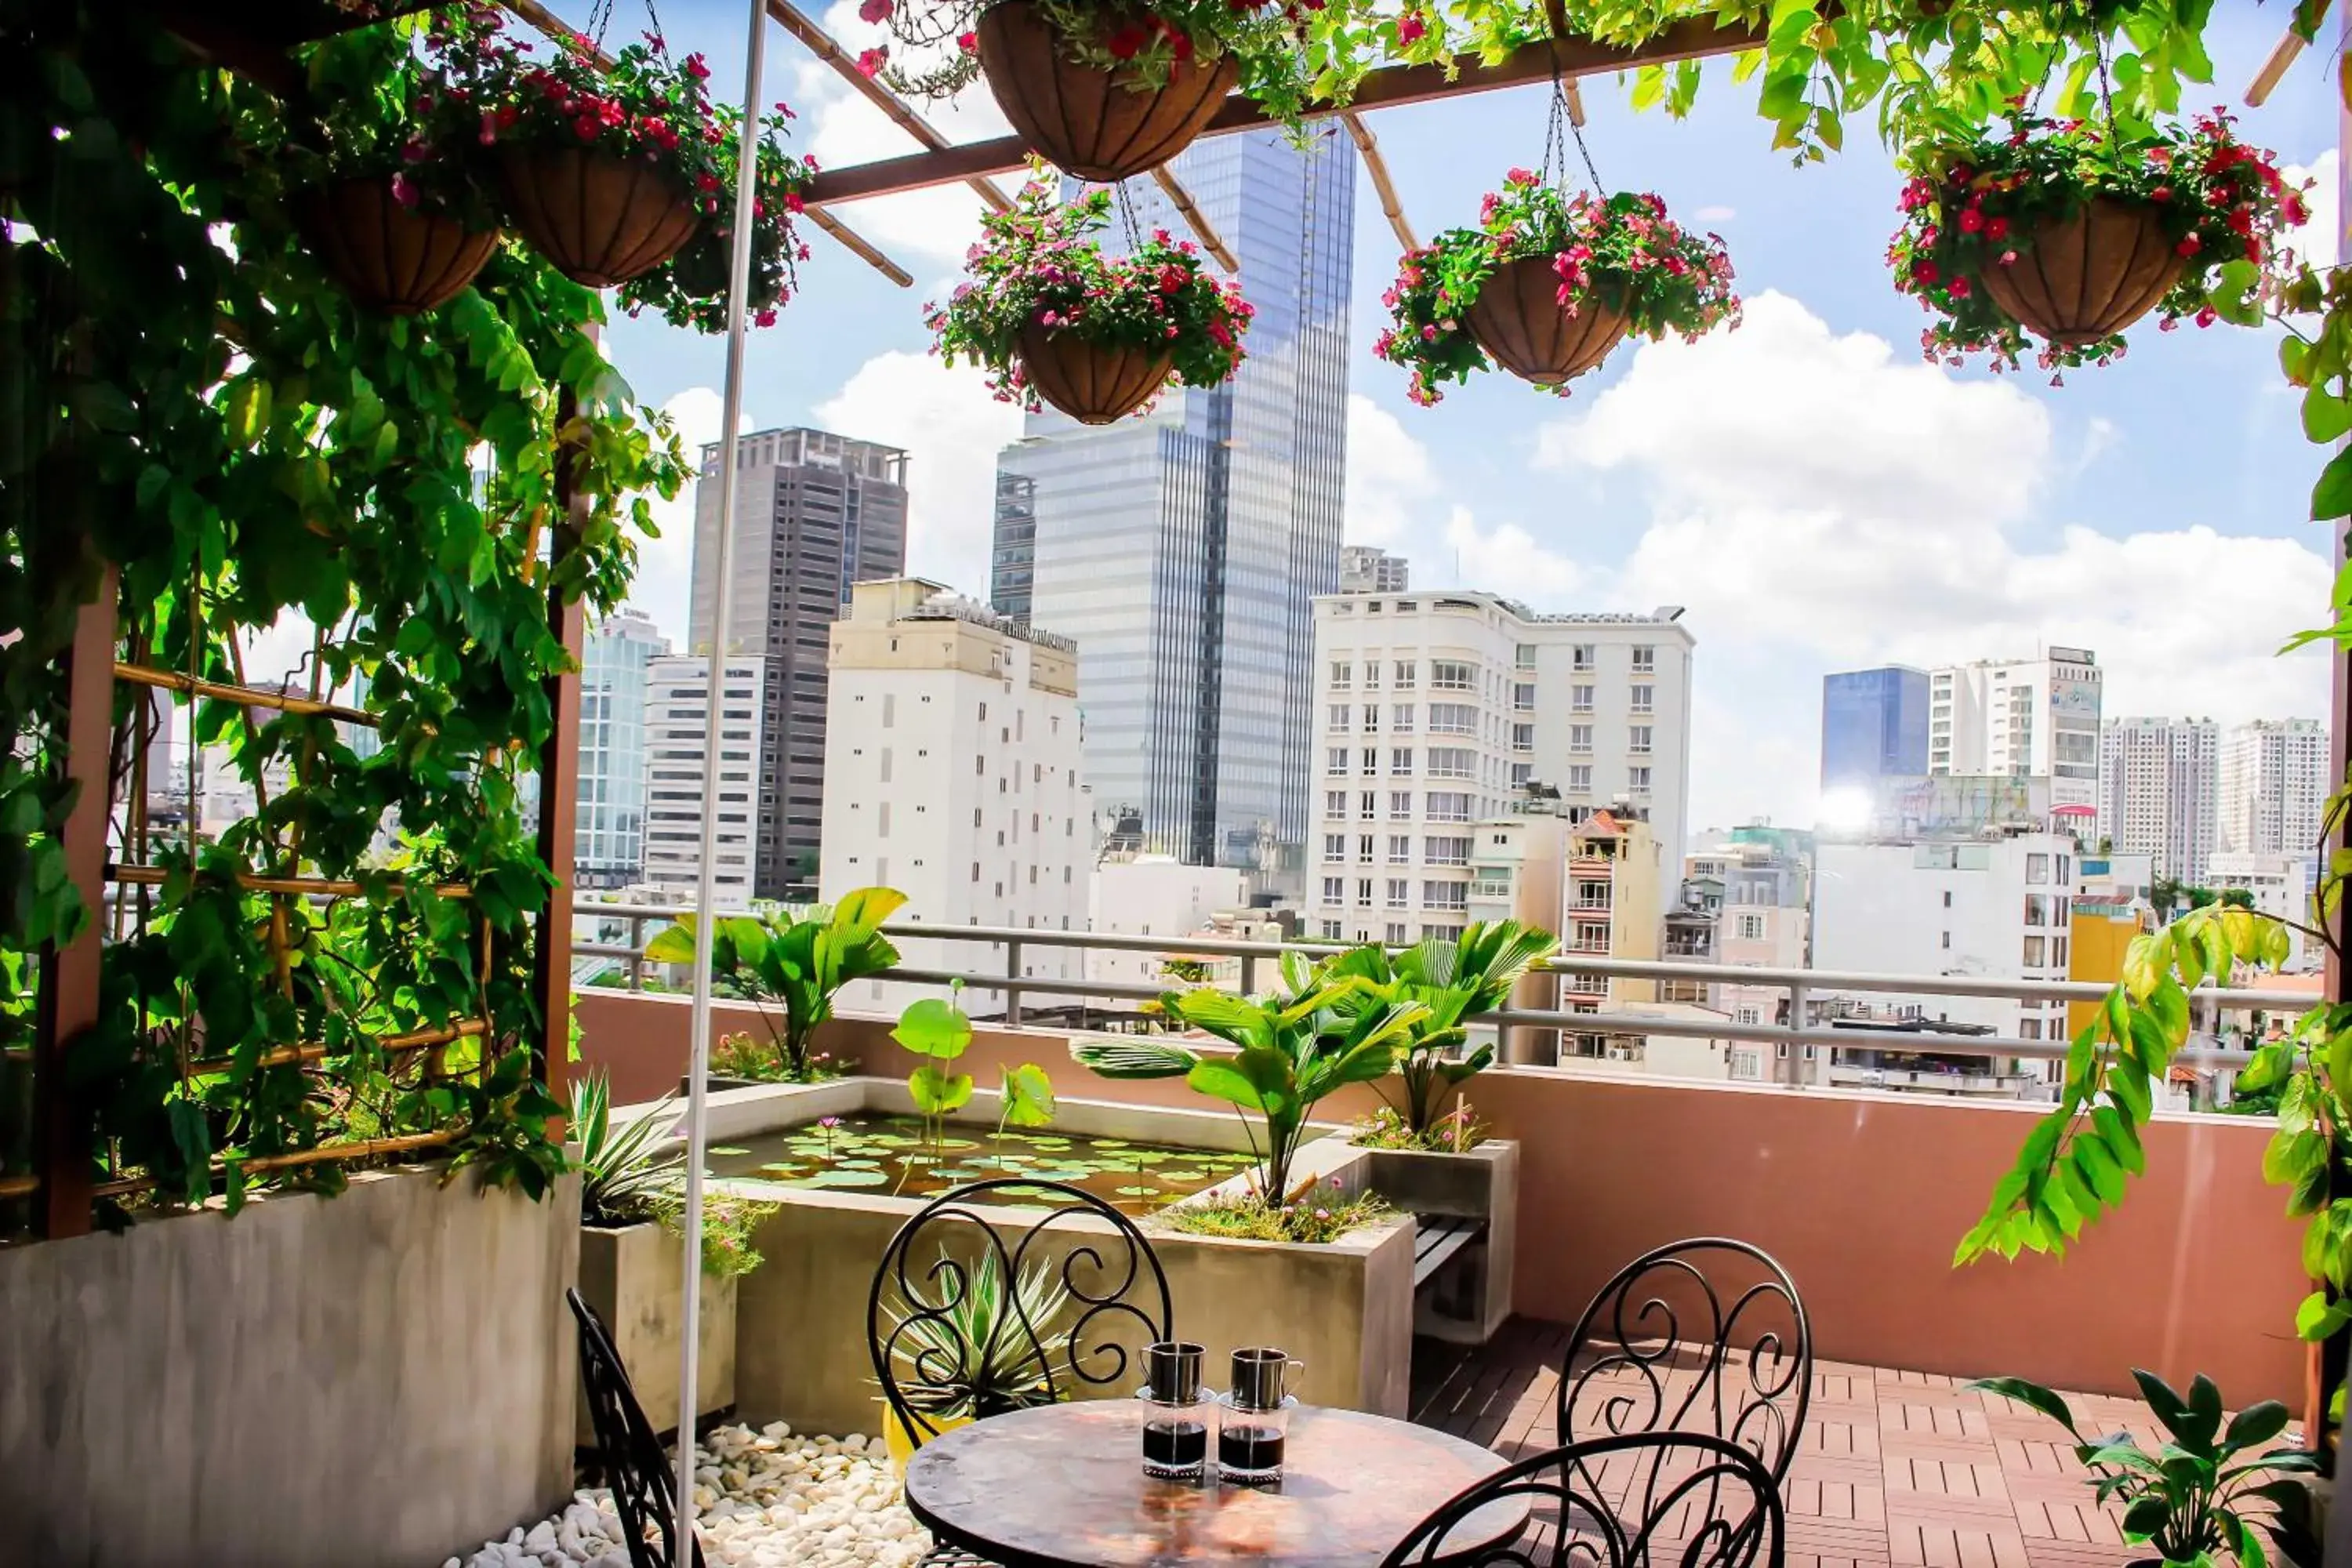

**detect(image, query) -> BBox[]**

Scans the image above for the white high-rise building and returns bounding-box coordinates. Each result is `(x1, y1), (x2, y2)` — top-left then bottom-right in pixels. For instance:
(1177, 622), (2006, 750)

(1339, 546), (1409, 594)
(2096, 717), (2218, 883)
(821, 579), (1089, 1013)
(2208, 851), (2319, 971)
(577, 608), (670, 888)
(2220, 719), (2328, 858)
(1302, 590), (1694, 951)
(641, 654), (766, 908)
(1927, 648), (2102, 811)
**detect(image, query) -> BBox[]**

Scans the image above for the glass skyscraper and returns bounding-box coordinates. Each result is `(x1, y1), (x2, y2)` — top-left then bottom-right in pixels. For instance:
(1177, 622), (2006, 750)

(991, 128), (1355, 877)
(576, 607), (668, 887)
(1820, 666), (1931, 795)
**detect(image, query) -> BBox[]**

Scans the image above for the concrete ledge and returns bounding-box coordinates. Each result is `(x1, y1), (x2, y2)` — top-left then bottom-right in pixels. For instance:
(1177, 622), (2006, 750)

(1360, 1140), (1519, 1345)
(0, 1163), (581, 1568)
(576, 1221), (737, 1444)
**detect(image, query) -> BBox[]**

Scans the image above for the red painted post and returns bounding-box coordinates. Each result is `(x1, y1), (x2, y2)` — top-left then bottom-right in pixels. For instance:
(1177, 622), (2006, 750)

(530, 389), (586, 1123)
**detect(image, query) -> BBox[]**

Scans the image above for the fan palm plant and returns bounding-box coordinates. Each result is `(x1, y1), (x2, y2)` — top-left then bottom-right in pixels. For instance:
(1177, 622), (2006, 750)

(1322, 921), (1559, 1139)
(1072, 951), (1429, 1201)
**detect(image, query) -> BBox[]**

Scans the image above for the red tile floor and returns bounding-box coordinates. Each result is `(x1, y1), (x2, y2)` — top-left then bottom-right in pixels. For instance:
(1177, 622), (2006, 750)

(1410, 1318), (2204, 1568)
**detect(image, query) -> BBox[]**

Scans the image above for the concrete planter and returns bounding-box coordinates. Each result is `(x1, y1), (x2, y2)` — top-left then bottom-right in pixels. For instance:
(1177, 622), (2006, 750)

(0, 1163), (579, 1568)
(1358, 1139), (1519, 1345)
(575, 1221), (737, 1444)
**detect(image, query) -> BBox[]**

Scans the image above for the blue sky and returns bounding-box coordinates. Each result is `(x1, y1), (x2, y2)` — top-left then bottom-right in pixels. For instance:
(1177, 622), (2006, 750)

(590, 2), (2343, 839)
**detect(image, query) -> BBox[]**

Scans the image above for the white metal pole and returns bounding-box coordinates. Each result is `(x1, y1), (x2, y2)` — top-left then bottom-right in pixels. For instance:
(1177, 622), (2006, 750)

(675, 0), (767, 1541)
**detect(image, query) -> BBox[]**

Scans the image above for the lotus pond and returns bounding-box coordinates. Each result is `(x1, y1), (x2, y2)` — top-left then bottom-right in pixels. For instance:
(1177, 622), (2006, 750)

(702, 1113), (1257, 1215)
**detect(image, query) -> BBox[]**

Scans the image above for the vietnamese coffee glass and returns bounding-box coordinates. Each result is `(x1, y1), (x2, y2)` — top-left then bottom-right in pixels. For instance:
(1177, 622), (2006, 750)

(1138, 1341), (1214, 1482)
(1218, 1348), (1304, 1485)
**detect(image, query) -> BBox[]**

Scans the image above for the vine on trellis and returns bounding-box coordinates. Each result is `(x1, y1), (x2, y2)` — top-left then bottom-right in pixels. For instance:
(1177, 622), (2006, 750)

(1, 5), (688, 1222)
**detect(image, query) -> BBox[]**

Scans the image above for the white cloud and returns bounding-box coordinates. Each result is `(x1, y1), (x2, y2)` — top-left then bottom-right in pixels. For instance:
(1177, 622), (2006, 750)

(1530, 291), (2331, 833)
(814, 350), (1025, 597)
(1345, 394), (1436, 548)
(2284, 150), (2337, 273)
(1693, 205), (1737, 223)
(629, 387), (759, 646)
(1439, 507), (1588, 602)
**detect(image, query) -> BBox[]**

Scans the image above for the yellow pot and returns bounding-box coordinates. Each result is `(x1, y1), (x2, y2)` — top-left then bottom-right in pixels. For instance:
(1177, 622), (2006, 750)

(882, 1404), (972, 1473)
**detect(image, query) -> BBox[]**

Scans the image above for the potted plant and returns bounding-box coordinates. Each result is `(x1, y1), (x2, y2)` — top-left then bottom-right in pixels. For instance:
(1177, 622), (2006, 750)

(1970, 1370), (2318, 1568)
(1890, 110), (2308, 374)
(281, 20), (502, 315)
(1072, 951), (1426, 1216)
(645, 887), (906, 1084)
(618, 101), (815, 334)
(867, 0), (1353, 182)
(426, 9), (713, 288)
(927, 176), (1253, 425)
(1377, 171), (1739, 405)
(570, 1073), (777, 1443)
(878, 1245), (1074, 1468)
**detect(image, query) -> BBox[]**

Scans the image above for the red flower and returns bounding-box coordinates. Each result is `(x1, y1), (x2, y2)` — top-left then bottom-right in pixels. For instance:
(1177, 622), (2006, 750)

(1106, 23), (1148, 57)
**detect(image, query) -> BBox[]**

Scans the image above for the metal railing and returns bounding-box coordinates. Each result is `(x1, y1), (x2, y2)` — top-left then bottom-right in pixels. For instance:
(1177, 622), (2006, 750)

(567, 901), (2289, 1080)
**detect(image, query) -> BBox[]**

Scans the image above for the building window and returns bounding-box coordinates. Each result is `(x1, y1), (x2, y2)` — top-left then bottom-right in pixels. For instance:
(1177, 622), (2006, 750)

(1515, 644), (1537, 670)
(1572, 644), (1595, 671)
(1632, 645), (1656, 671)
(1360, 747), (1379, 774)
(1328, 703), (1351, 731)
(2020, 1018), (2044, 1040)
(1428, 748), (1473, 779)
(1320, 920), (1344, 939)
(1359, 835), (1376, 865)
(1364, 662), (1383, 689)
(1422, 880), (1468, 911)
(1512, 724), (1534, 753)
(1736, 914), (1764, 941)
(2023, 935), (2047, 967)
(1629, 725), (1653, 754)
(1323, 833), (1346, 860)
(1431, 660), (1475, 691)
(1389, 790), (1413, 820)
(1630, 684), (1654, 713)
(1570, 724), (1593, 753)
(1385, 922), (1409, 945)
(2027, 852), (2051, 884)
(1629, 767), (1651, 793)
(1512, 682), (1536, 712)
(1425, 836), (1472, 866)
(1735, 1006), (1762, 1027)
(1356, 878), (1374, 909)
(2024, 895), (2049, 926)
(1330, 660), (1352, 690)
(1322, 877), (1345, 902)
(1326, 747), (1348, 777)
(1362, 704), (1380, 733)
(1392, 702), (1416, 731)
(1394, 659), (1417, 689)
(1568, 764), (1593, 793)
(1942, 890), (1952, 908)
(1426, 792), (1472, 823)
(1940, 931), (1952, 950)
(1388, 835), (1411, 863)
(1325, 789), (1347, 817)
(1428, 702), (1476, 735)
(1730, 1050), (1760, 1080)
(1386, 878), (1409, 909)
(1392, 747), (1416, 775)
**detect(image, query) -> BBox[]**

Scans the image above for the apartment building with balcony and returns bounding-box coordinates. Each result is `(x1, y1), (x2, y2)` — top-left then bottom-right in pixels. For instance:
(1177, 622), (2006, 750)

(641, 655), (765, 908)
(1303, 590), (1692, 952)
(2220, 717), (2328, 858)
(819, 579), (1087, 1013)
(1927, 648), (2102, 812)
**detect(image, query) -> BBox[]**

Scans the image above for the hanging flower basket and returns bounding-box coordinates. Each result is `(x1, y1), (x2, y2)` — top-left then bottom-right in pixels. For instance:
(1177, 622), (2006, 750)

(1890, 111), (2310, 373)
(427, 11), (732, 289)
(1377, 171), (1738, 406)
(299, 178), (499, 315)
(927, 173), (1252, 424)
(1014, 327), (1174, 424)
(1464, 256), (1631, 386)
(618, 105), (815, 334)
(974, 2), (1237, 182)
(865, 2), (1340, 179)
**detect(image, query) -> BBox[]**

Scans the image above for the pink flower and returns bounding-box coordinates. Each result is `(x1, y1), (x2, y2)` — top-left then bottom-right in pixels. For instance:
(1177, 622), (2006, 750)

(390, 172), (419, 208)
(857, 46), (887, 77)
(858, 0), (893, 20)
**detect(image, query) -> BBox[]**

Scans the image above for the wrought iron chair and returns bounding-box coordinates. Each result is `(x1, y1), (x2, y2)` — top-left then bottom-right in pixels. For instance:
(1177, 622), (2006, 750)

(567, 1287), (705, 1568)
(869, 1177), (1175, 1568)
(1381, 1432), (1787, 1568)
(1557, 1239), (1812, 1485)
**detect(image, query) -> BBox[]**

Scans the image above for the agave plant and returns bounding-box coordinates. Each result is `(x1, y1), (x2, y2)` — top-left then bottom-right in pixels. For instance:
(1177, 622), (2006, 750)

(572, 1072), (683, 1228)
(646, 887), (906, 1081)
(1322, 921), (1559, 1138)
(1073, 950), (1429, 1200)
(885, 1246), (1074, 1424)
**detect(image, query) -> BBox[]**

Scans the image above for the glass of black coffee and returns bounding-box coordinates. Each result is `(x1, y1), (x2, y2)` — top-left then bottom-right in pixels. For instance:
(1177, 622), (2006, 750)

(1138, 1341), (1214, 1483)
(1217, 1348), (1303, 1485)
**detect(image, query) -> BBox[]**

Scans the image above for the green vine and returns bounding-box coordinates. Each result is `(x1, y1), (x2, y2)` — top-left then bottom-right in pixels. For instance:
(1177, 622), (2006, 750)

(2, 4), (686, 1221)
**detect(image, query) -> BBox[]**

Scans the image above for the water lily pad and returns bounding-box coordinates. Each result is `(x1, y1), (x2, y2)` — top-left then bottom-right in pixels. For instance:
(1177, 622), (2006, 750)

(708, 1146), (751, 1157)
(1116, 1185), (1164, 1198)
(1091, 1139), (1131, 1150)
(805, 1168), (890, 1189)
(1156, 1169), (1207, 1183)
(757, 1162), (808, 1176)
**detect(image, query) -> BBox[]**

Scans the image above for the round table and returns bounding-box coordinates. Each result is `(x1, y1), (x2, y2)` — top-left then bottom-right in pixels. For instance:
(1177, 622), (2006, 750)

(902, 1401), (1532, 1568)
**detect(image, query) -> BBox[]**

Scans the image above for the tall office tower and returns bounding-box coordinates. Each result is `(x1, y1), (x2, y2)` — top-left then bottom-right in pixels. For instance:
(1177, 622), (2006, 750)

(1926, 648), (2103, 811)
(2220, 718), (2328, 857)
(1819, 666), (1929, 795)
(689, 427), (909, 898)
(991, 128), (1356, 878)
(641, 653), (767, 909)
(2096, 717), (2219, 882)
(1339, 545), (1409, 594)
(1302, 588), (1694, 950)
(575, 608), (669, 888)
(820, 578), (1088, 1012)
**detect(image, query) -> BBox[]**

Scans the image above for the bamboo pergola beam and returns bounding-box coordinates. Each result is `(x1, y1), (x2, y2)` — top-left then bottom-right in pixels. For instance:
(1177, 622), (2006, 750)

(1145, 166), (1240, 272)
(108, 864), (474, 900)
(807, 12), (1769, 206)
(499, 0), (913, 287)
(2245, 24), (2312, 107)
(1342, 111), (1416, 255)
(88, 1129), (464, 1201)
(185, 1019), (489, 1078)
(114, 662), (375, 728)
